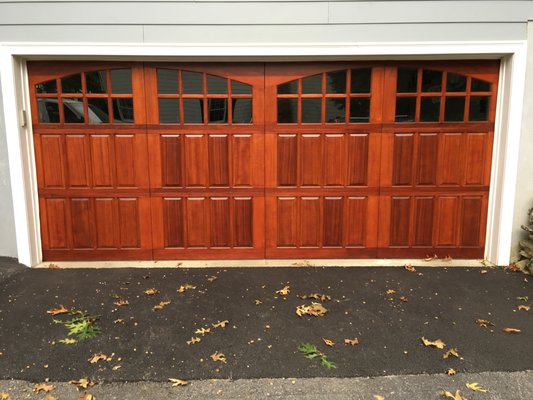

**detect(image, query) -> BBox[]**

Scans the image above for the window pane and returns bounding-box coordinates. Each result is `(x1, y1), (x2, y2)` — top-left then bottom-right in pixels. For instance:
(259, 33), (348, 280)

(61, 74), (82, 93)
(37, 98), (60, 123)
(349, 98), (370, 123)
(157, 69), (178, 94)
(159, 98), (180, 124)
(182, 71), (203, 94)
(63, 98), (85, 123)
(183, 99), (204, 123)
(326, 98), (345, 123)
(208, 98), (228, 123)
(397, 68), (418, 93)
(422, 70), (442, 92)
(36, 79), (57, 94)
(87, 98), (109, 123)
(395, 97), (416, 122)
(444, 97), (465, 122)
(351, 68), (371, 93)
(112, 98), (134, 123)
(110, 69), (132, 94)
(302, 98), (321, 123)
(86, 70), (107, 93)
(471, 78), (491, 92)
(232, 80), (252, 95)
(207, 75), (228, 95)
(469, 96), (490, 121)
(277, 98), (297, 123)
(326, 70), (347, 94)
(446, 73), (467, 92)
(302, 74), (322, 94)
(232, 98), (252, 124)
(420, 97), (440, 122)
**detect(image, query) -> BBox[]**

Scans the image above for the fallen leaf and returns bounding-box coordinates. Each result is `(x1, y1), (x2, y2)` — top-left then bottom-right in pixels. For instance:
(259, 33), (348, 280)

(399, 296), (408, 302)
(48, 263), (60, 269)
(386, 289), (396, 295)
(480, 269), (488, 274)
(322, 338), (335, 347)
(475, 319), (494, 327)
(169, 378), (189, 387)
(33, 383), (55, 393)
(505, 263), (520, 272)
(79, 395), (95, 400)
(446, 368), (457, 376)
(210, 351), (227, 363)
(153, 301), (171, 311)
(0, 393), (9, 400)
(440, 389), (467, 400)
(502, 327), (521, 333)
(207, 275), (218, 282)
(88, 353), (113, 364)
(144, 288), (159, 296)
(443, 255), (453, 261)
(195, 327), (211, 336)
(47, 305), (70, 316)
(424, 254), (438, 261)
(296, 302), (328, 317)
(177, 284), (196, 293)
(58, 338), (77, 344)
(301, 293), (331, 302)
(421, 337), (446, 349)
(466, 382), (488, 392)
(374, 396), (385, 400)
(404, 264), (416, 272)
(517, 305), (530, 311)
(112, 365), (121, 371)
(212, 320), (229, 328)
(276, 286), (290, 296)
(113, 319), (124, 324)
(113, 300), (129, 307)
(69, 378), (96, 389)
(187, 337), (201, 345)
(443, 348), (460, 359)
(344, 338), (359, 346)
(254, 299), (262, 305)
(517, 296), (529, 302)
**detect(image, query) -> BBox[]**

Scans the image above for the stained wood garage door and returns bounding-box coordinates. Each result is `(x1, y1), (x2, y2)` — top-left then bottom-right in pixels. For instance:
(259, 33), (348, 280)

(29, 61), (499, 261)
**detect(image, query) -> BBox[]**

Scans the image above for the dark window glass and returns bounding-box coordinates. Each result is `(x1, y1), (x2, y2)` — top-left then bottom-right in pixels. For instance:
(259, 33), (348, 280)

(277, 98), (298, 123)
(87, 98), (109, 123)
(350, 98), (370, 123)
(351, 68), (371, 93)
(110, 69), (132, 94)
(278, 80), (298, 95)
(207, 75), (228, 95)
(37, 98), (60, 123)
(302, 98), (322, 123)
(422, 70), (442, 92)
(469, 96), (490, 121)
(232, 98), (252, 123)
(302, 74), (322, 94)
(183, 99), (204, 123)
(36, 79), (57, 94)
(471, 78), (491, 92)
(157, 69), (178, 94)
(446, 73), (467, 92)
(63, 98), (85, 123)
(159, 98), (180, 124)
(61, 74), (82, 93)
(326, 70), (347, 94)
(112, 98), (134, 123)
(326, 98), (345, 123)
(86, 70), (107, 93)
(232, 80), (252, 95)
(208, 98), (228, 124)
(182, 71), (203, 94)
(420, 97), (441, 122)
(444, 97), (465, 121)
(397, 68), (418, 93)
(395, 97), (416, 122)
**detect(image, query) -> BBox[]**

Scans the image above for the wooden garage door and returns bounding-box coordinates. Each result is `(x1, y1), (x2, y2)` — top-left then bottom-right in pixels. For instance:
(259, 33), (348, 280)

(29, 61), (498, 261)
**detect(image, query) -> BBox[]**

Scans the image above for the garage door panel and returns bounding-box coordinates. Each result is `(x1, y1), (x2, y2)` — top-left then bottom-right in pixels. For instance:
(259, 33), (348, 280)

(38, 135), (67, 188)
(65, 135), (91, 187)
(70, 198), (93, 249)
(417, 133), (438, 185)
(347, 134), (369, 186)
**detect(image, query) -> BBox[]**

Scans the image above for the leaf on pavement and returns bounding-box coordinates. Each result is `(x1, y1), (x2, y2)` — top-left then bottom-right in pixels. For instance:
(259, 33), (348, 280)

(399, 296), (408, 302)
(212, 320), (229, 328)
(446, 368), (457, 376)
(443, 348), (460, 359)
(322, 338), (335, 347)
(69, 378), (96, 389)
(386, 289), (396, 295)
(421, 337), (446, 349)
(301, 293), (331, 302)
(443, 255), (453, 262)
(517, 296), (529, 302)
(47, 305), (70, 316)
(475, 319), (494, 327)
(113, 300), (129, 307)
(424, 254), (438, 261)
(404, 264), (416, 272)
(0, 392), (9, 400)
(374, 396), (385, 400)
(195, 327), (211, 336)
(79, 395), (96, 400)
(210, 351), (227, 363)
(88, 353), (113, 364)
(58, 338), (77, 344)
(502, 327), (521, 333)
(344, 338), (359, 346)
(466, 382), (488, 392)
(177, 284), (196, 293)
(144, 288), (159, 296)
(254, 299), (262, 305)
(207, 275), (218, 282)
(517, 305), (530, 311)
(276, 285), (290, 296)
(153, 301), (171, 311)
(296, 302), (328, 317)
(169, 378), (189, 387)
(33, 383), (55, 393)
(187, 337), (201, 345)
(113, 319), (124, 324)
(440, 390), (467, 400)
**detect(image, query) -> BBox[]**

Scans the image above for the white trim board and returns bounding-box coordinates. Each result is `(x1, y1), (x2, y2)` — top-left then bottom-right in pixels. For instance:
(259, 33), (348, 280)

(0, 41), (526, 267)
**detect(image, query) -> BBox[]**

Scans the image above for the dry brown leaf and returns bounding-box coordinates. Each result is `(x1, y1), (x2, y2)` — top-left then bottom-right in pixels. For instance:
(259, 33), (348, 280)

(69, 378), (96, 389)
(153, 301), (171, 311)
(443, 255), (453, 262)
(144, 288), (159, 296)
(113, 319), (124, 324)
(254, 299), (262, 305)
(210, 351), (227, 363)
(301, 293), (331, 302)
(79, 395), (96, 400)
(112, 365), (121, 371)
(48, 263), (60, 269)
(443, 348), (460, 359)
(295, 302), (328, 317)
(517, 305), (530, 311)
(421, 337), (446, 349)
(169, 378), (189, 387)
(88, 353), (113, 364)
(276, 286), (290, 296)
(0, 393), (9, 400)
(480, 269), (488, 274)
(322, 338), (335, 347)
(440, 389), (467, 400)
(344, 338), (359, 346)
(466, 382), (488, 392)
(207, 275), (218, 282)
(502, 327), (521, 333)
(404, 264), (416, 272)
(505, 263), (520, 272)
(446, 368), (457, 376)
(475, 319), (494, 327)
(374, 396), (385, 400)
(33, 383), (55, 393)
(386, 289), (396, 295)
(212, 320), (229, 328)
(424, 254), (438, 261)
(177, 284), (196, 293)
(46, 305), (70, 316)
(113, 300), (129, 307)
(186, 337), (201, 345)
(399, 296), (408, 302)
(195, 327), (211, 336)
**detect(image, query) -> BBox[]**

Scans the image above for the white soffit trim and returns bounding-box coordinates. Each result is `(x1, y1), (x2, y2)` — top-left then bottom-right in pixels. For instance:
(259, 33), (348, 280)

(0, 41), (526, 267)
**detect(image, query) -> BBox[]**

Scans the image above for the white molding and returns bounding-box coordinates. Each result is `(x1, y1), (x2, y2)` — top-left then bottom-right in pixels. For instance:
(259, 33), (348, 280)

(0, 41), (527, 266)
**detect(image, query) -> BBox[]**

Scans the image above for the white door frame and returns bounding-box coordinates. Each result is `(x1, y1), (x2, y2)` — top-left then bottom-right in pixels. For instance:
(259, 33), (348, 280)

(0, 41), (526, 267)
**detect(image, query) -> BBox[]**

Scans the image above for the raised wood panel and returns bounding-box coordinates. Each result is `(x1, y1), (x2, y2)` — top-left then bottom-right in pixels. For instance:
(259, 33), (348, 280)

(300, 135), (322, 186)
(277, 135), (297, 186)
(347, 134), (369, 186)
(118, 198), (141, 248)
(300, 197), (320, 247)
(90, 135), (114, 187)
(163, 198), (184, 248)
(186, 197), (209, 247)
(438, 133), (463, 185)
(277, 197), (297, 247)
(389, 197), (411, 246)
(70, 198), (92, 249)
(233, 135), (253, 187)
(392, 134), (414, 186)
(184, 135), (208, 187)
(323, 197), (343, 246)
(345, 197), (367, 247)
(234, 197), (253, 247)
(413, 197), (434, 246)
(464, 133), (487, 185)
(210, 197), (231, 247)
(417, 134), (438, 185)
(460, 196), (483, 246)
(115, 135), (137, 187)
(324, 135), (344, 186)
(65, 136), (90, 187)
(94, 198), (116, 248)
(161, 135), (182, 187)
(436, 196), (459, 246)
(44, 198), (68, 249)
(209, 135), (230, 187)
(40, 135), (66, 188)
